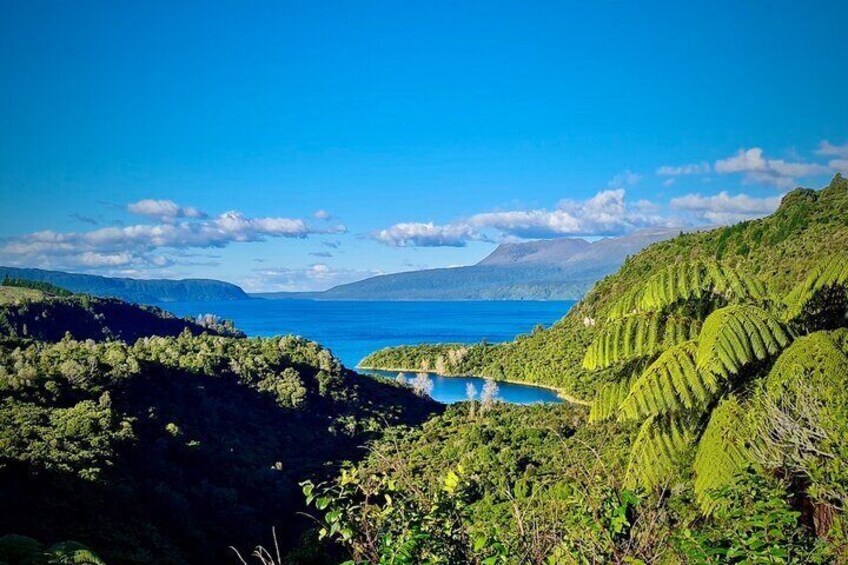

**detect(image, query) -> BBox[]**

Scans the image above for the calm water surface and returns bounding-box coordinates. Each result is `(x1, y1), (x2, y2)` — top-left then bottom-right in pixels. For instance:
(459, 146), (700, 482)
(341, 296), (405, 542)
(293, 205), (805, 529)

(156, 299), (575, 404)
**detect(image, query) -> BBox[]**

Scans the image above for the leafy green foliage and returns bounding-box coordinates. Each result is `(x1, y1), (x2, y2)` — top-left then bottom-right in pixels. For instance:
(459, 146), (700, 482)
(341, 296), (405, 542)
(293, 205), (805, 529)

(582, 313), (699, 371)
(303, 403), (682, 564)
(696, 305), (791, 381)
(588, 375), (634, 423)
(0, 534), (106, 565)
(608, 260), (769, 319)
(785, 256), (848, 320)
(625, 415), (697, 489)
(0, 332), (439, 563)
(676, 471), (816, 564)
(618, 341), (714, 421)
(752, 330), (848, 510)
(692, 395), (756, 514)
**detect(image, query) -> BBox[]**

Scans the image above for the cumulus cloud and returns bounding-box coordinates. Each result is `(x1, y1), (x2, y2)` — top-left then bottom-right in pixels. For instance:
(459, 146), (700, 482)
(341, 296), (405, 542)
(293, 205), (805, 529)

(670, 191), (782, 224)
(127, 199), (208, 221)
(656, 161), (711, 176)
(714, 148), (831, 188)
(0, 207), (346, 272)
(313, 209), (333, 220)
(372, 189), (680, 247)
(244, 263), (381, 292)
(373, 222), (481, 247)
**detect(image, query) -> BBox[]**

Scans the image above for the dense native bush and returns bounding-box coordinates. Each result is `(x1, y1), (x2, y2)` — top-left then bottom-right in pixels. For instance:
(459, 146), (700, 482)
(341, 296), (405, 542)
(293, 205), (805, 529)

(0, 332), (438, 563)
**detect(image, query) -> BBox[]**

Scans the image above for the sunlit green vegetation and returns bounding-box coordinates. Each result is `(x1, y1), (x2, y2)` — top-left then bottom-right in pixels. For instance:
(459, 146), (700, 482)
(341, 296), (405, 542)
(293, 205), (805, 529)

(0, 330), (438, 563)
(316, 176), (848, 563)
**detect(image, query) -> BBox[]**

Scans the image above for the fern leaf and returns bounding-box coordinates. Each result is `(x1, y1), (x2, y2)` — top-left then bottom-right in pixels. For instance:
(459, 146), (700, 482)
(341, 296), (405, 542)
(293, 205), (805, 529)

(589, 374), (636, 423)
(784, 257), (848, 320)
(762, 329), (848, 395)
(625, 415), (697, 489)
(583, 314), (701, 371)
(634, 260), (768, 315)
(693, 395), (755, 514)
(618, 341), (718, 421)
(696, 305), (791, 381)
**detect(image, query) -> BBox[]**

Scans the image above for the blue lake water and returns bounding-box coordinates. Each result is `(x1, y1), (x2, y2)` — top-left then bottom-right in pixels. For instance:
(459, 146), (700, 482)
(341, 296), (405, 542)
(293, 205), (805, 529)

(155, 299), (575, 404)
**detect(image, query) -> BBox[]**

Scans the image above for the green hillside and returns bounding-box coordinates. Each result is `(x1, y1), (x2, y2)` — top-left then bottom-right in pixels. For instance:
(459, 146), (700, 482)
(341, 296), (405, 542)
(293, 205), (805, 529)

(362, 174), (848, 400)
(0, 281), (243, 343)
(0, 332), (439, 563)
(310, 176), (848, 563)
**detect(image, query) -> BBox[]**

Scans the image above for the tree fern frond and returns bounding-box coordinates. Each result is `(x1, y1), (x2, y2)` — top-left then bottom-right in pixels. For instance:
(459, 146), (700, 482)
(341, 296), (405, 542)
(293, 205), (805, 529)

(705, 261), (768, 304)
(762, 329), (848, 394)
(634, 260), (769, 316)
(696, 305), (791, 381)
(625, 415), (697, 490)
(618, 341), (718, 421)
(784, 257), (848, 320)
(607, 285), (645, 320)
(693, 395), (755, 514)
(589, 376), (635, 423)
(582, 314), (701, 371)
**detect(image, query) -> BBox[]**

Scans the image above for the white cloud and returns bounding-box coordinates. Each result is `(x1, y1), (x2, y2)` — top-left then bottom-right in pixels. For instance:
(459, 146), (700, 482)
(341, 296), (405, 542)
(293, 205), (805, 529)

(313, 209), (332, 220)
(373, 189), (681, 247)
(815, 140), (848, 158)
(656, 161), (711, 176)
(0, 208), (347, 272)
(714, 147), (831, 188)
(829, 159), (848, 174)
(127, 199), (207, 220)
(608, 169), (642, 187)
(373, 222), (481, 247)
(244, 263), (381, 292)
(814, 141), (848, 173)
(670, 191), (782, 224)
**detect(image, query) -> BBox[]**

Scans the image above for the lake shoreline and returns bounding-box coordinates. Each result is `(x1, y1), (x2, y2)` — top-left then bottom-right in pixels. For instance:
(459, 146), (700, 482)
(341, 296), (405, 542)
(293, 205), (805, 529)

(357, 364), (591, 406)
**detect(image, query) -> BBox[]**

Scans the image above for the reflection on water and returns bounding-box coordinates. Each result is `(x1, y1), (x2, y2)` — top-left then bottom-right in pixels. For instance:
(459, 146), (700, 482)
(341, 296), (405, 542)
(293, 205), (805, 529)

(362, 369), (562, 405)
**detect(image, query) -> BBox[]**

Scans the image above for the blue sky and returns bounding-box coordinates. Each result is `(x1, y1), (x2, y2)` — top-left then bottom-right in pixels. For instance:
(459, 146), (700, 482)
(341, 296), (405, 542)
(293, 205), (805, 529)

(1, 1), (846, 291)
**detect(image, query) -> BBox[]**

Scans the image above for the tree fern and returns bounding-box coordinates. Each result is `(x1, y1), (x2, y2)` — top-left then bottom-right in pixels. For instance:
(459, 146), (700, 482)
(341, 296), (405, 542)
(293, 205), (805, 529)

(763, 328), (848, 393)
(582, 314), (700, 371)
(589, 376), (634, 423)
(693, 395), (755, 514)
(625, 415), (697, 490)
(704, 261), (768, 305)
(607, 260), (769, 319)
(618, 341), (718, 422)
(639, 262), (708, 313)
(696, 305), (791, 382)
(784, 256), (848, 320)
(607, 285), (645, 319)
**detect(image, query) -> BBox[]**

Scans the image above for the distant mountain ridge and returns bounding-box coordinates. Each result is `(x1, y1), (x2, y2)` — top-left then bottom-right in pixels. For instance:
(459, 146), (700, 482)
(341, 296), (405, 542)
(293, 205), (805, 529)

(0, 266), (249, 303)
(258, 227), (685, 301)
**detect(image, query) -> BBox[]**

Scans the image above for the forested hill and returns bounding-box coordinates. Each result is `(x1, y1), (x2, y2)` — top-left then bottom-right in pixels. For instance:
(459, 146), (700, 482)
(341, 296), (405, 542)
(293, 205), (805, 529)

(0, 284), (242, 342)
(0, 266), (250, 303)
(0, 288), (439, 562)
(362, 174), (848, 398)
